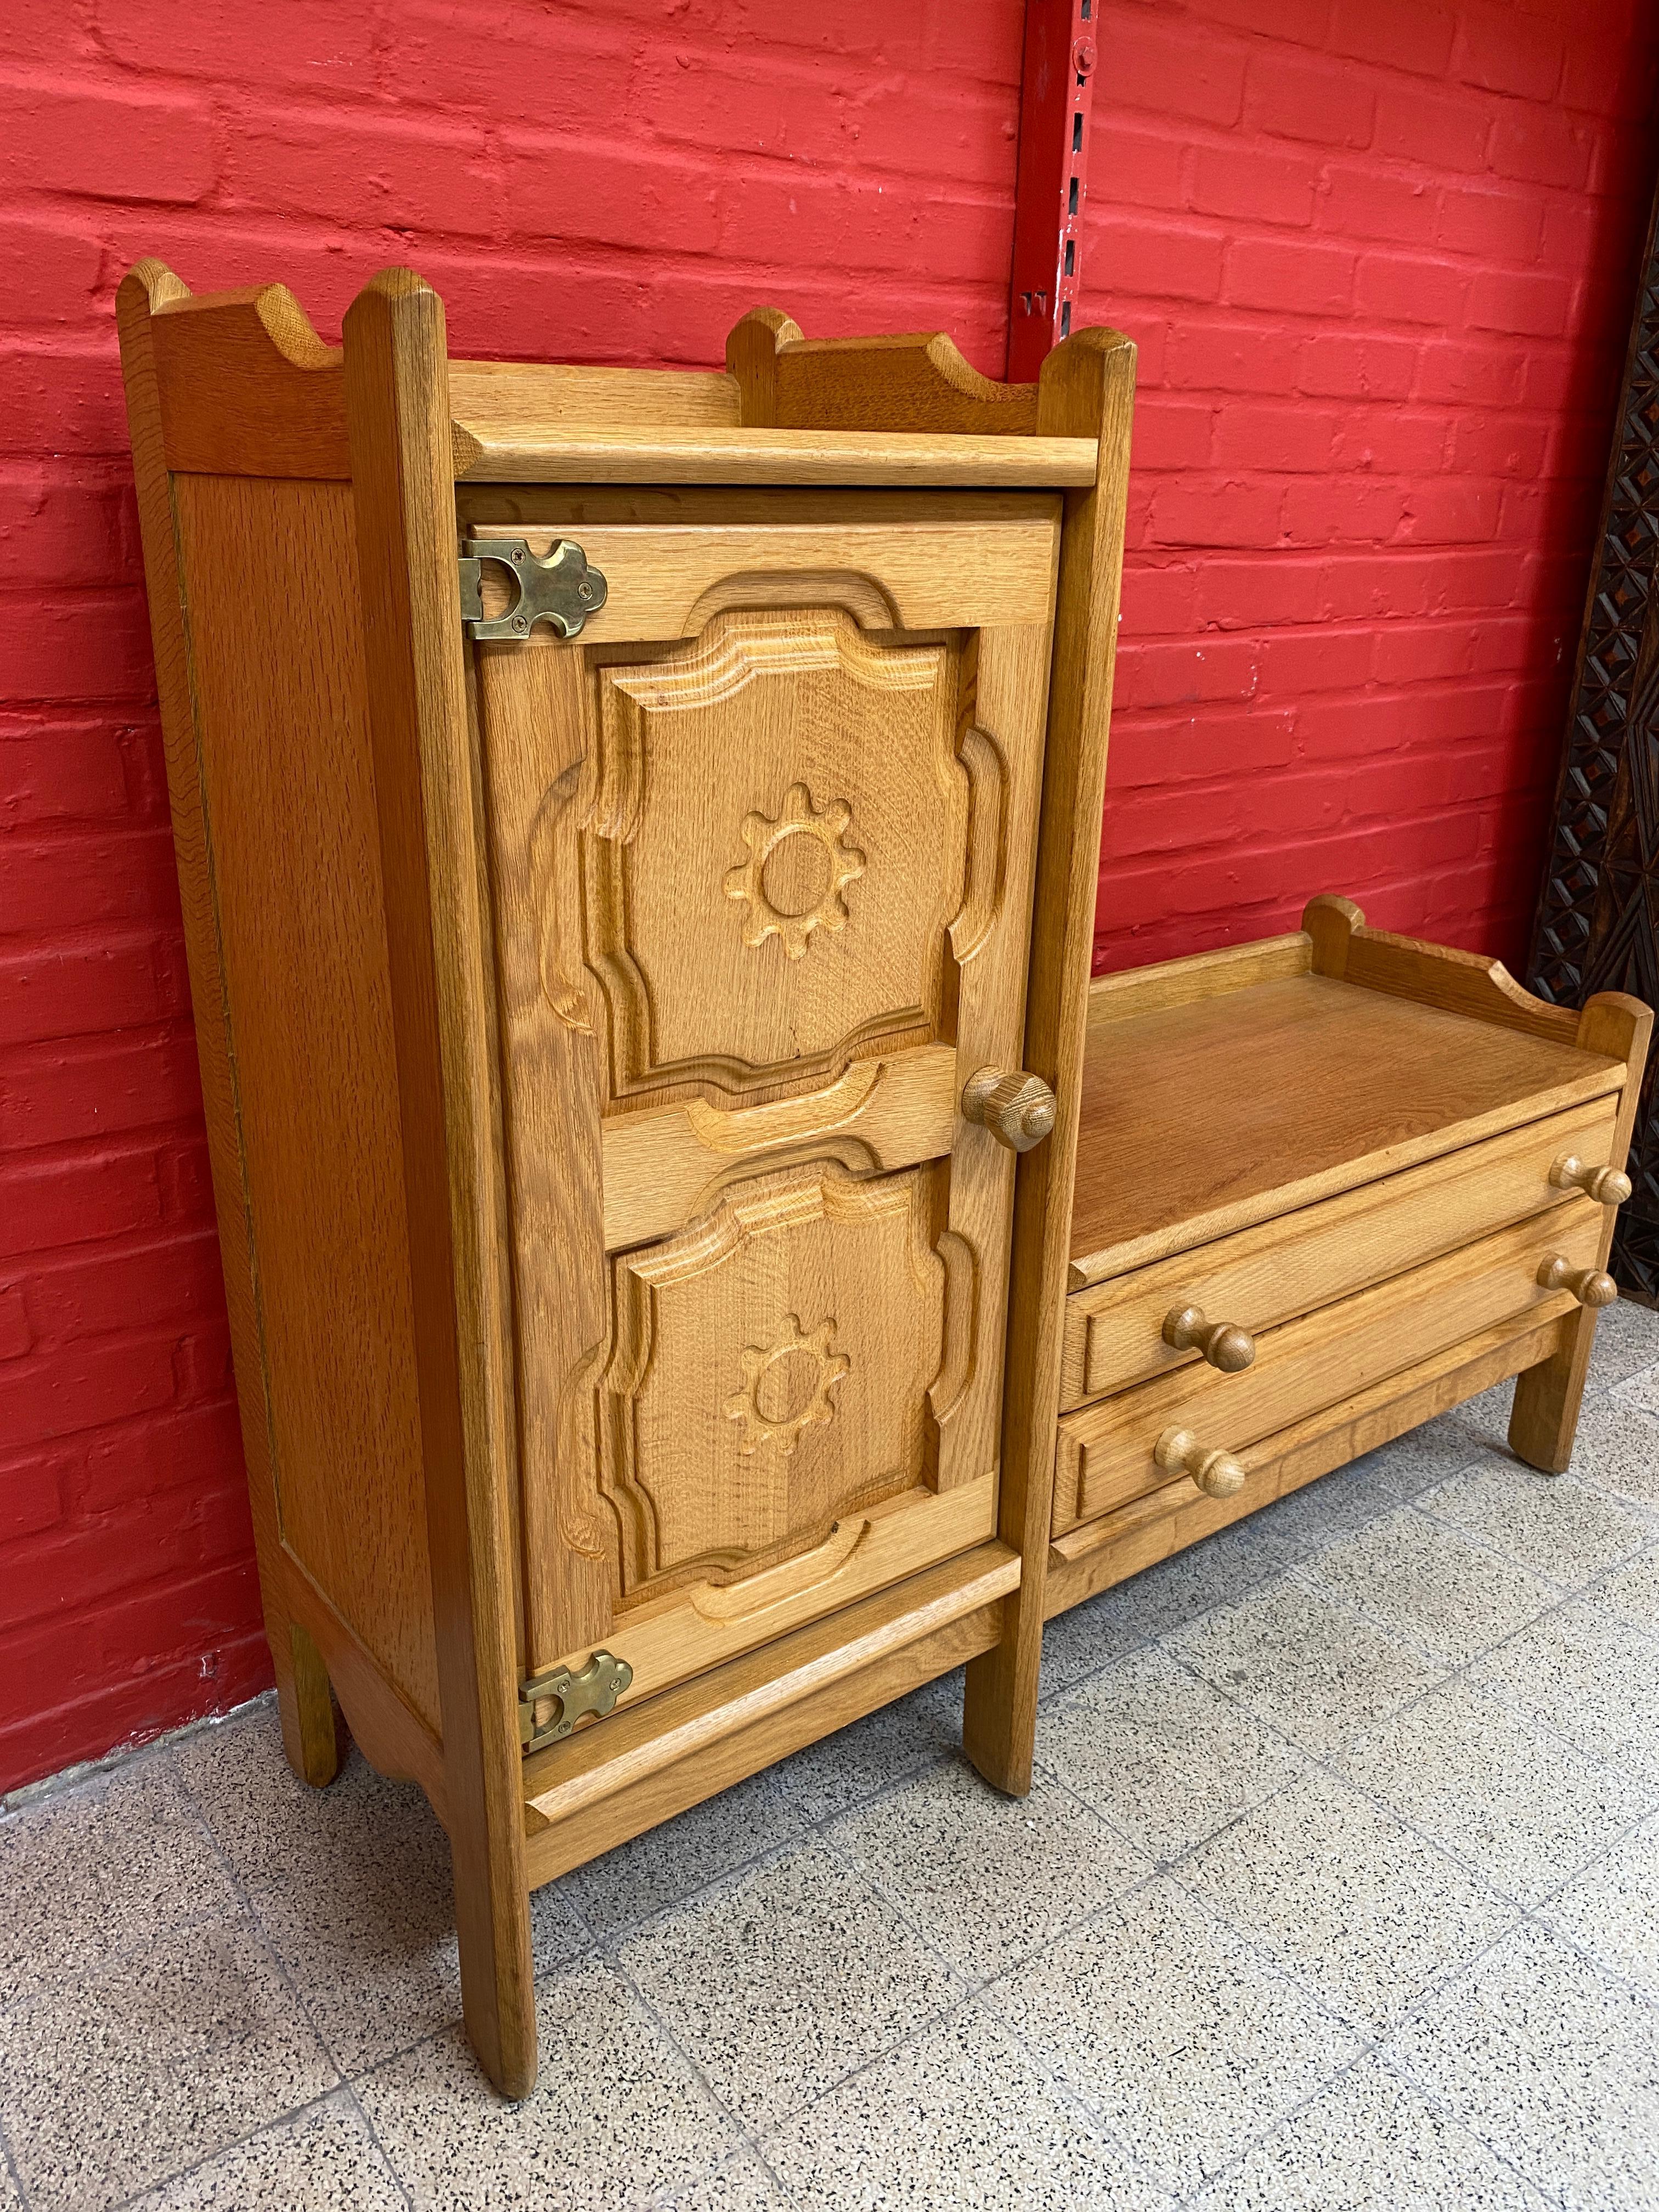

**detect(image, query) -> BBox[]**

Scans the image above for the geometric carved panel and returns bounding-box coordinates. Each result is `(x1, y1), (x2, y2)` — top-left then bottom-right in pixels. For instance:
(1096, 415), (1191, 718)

(595, 1159), (973, 1605)
(543, 608), (989, 1102)
(1528, 178), (1659, 1299)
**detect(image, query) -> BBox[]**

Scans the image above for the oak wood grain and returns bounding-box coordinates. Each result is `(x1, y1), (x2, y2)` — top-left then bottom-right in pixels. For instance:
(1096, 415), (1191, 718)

(521, 1542), (1018, 1843)
(1070, 975), (1623, 1287)
(963, 325), (1137, 1795)
(1055, 1204), (1602, 1532)
(452, 422), (1098, 487)
(1511, 990), (1653, 1469)
(522, 1594), (1003, 1888)
(167, 470), (440, 1726)
(1063, 1097), (1621, 1405)
(343, 268), (535, 2101)
(118, 261), (345, 1790)
(475, 544), (1053, 1694)
(462, 509), (1061, 637)
(1046, 1310), (1569, 1615)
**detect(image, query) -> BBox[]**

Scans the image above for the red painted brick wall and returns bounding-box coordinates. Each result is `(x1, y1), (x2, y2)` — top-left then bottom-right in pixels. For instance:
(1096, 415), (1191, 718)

(0, 1), (1024, 1791)
(1087, 0), (1658, 970)
(1, 1), (1654, 1790)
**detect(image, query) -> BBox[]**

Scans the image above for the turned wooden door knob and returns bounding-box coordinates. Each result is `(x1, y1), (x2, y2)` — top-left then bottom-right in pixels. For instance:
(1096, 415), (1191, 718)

(1537, 1254), (1618, 1307)
(1550, 1153), (1632, 1206)
(1163, 1304), (1256, 1372)
(1154, 1425), (1248, 1499)
(961, 1066), (1057, 1153)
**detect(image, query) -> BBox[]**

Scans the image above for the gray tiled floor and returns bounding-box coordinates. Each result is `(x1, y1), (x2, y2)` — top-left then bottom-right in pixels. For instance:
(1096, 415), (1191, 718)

(3, 1309), (1657, 2209)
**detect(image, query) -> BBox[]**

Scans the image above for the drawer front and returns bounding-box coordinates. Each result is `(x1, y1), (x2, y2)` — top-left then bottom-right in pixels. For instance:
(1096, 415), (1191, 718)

(471, 497), (1060, 1709)
(1053, 1201), (1605, 1534)
(1061, 1097), (1620, 1411)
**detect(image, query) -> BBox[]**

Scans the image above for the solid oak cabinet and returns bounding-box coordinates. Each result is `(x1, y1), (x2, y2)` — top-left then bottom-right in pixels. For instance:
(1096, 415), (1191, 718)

(118, 260), (1650, 2107)
(118, 262), (1134, 2097)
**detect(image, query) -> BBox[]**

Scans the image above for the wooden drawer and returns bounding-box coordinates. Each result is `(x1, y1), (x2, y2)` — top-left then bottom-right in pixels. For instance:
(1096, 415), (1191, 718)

(1052, 1201), (1606, 1534)
(1060, 1097), (1620, 1412)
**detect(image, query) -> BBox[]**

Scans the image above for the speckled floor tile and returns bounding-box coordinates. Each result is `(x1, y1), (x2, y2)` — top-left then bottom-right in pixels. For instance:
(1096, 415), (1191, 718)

(617, 1838), (962, 2131)
(359, 1955), (741, 2210)
(1177, 1767), (1514, 2032)
(1334, 1677), (1654, 1905)
(1296, 1505), (1557, 1663)
(1447, 1380), (1520, 1454)
(1038, 1643), (1308, 1863)
(1167, 1574), (1445, 1754)
(1588, 1297), (1659, 1389)
(1466, 1594), (1659, 1785)
(827, 1757), (1148, 1982)
(1041, 1521), (1299, 1706)
(668, 2150), (798, 2209)
(1418, 1460), (1652, 1587)
(1588, 1543), (1659, 1633)
(980, 1874), (1359, 2196)
(0, 2154), (21, 2211)
(764, 2001), (1165, 2209)
(1245, 1457), (1403, 1553)
(1572, 1389), (1659, 1504)
(1353, 1412), (1494, 1502)
(1033, 1581), (1150, 1700)
(1387, 1919), (1659, 2211)
(563, 1764), (807, 1942)
(1187, 2050), (1551, 2210)
(176, 1710), (584, 2073)
(0, 1914), (336, 2212)
(771, 1674), (961, 1827)
(0, 1752), (236, 2010)
(1542, 1810), (1659, 1997)
(125, 2091), (405, 2210)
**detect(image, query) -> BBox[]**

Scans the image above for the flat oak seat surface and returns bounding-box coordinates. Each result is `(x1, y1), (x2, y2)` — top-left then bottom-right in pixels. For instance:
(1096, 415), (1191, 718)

(1070, 974), (1624, 1286)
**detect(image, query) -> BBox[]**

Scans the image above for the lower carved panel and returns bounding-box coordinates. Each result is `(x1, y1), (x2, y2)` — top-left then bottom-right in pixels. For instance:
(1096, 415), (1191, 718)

(595, 1159), (974, 1604)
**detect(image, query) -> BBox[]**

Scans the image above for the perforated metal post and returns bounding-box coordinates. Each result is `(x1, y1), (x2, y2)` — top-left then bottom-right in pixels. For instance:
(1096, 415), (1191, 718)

(1006, 0), (1098, 381)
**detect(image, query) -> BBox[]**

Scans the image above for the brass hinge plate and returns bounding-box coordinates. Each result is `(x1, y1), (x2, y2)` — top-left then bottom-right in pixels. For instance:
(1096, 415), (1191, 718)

(459, 536), (608, 642)
(518, 1650), (633, 1755)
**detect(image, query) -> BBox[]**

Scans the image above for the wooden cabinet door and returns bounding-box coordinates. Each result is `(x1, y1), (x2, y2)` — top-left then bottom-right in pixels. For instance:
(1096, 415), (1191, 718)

(470, 490), (1060, 1710)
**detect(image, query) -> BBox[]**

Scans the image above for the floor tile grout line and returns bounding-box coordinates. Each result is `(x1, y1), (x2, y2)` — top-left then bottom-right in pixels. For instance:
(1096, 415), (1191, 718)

(334, 2078), (417, 2212)
(96, 2087), (358, 2212)
(603, 1936), (811, 2201)
(1040, 1497), (1659, 1942)
(166, 1736), (366, 2096)
(963, 1869), (1387, 2204)
(0, 2114), (30, 2212)
(144, 1742), (421, 2208)
(1372, 1915), (1650, 2208)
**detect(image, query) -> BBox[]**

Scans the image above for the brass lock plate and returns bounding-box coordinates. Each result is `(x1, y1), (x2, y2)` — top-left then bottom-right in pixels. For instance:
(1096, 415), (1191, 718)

(518, 1650), (633, 1754)
(459, 537), (608, 641)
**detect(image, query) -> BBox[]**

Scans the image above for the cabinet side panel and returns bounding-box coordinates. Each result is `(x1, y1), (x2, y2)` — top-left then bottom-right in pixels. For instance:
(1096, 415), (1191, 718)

(170, 471), (440, 1730)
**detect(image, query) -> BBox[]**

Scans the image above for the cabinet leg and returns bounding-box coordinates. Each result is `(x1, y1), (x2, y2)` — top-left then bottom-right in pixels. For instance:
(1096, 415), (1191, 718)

(453, 1833), (538, 2099)
(272, 1617), (346, 1788)
(962, 1587), (1043, 1797)
(1509, 1308), (1596, 1474)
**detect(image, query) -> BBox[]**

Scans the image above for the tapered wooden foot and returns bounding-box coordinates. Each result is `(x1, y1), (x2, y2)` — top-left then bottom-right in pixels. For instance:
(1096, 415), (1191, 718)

(454, 1848), (538, 2099)
(272, 1617), (346, 1787)
(1509, 1307), (1598, 1475)
(962, 1586), (1043, 1797)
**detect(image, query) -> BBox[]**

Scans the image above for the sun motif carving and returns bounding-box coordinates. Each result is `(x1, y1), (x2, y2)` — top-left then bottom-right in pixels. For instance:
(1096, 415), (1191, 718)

(723, 782), (865, 960)
(723, 1314), (850, 1458)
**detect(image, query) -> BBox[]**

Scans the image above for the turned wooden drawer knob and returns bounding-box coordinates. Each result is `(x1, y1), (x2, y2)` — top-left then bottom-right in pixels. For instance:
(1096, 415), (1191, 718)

(1537, 1253), (1618, 1308)
(1155, 1425), (1248, 1499)
(1163, 1305), (1256, 1372)
(1550, 1153), (1632, 1207)
(961, 1066), (1057, 1153)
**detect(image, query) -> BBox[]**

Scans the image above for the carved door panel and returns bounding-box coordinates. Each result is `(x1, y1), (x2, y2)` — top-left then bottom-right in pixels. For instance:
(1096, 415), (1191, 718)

(472, 492), (1060, 1708)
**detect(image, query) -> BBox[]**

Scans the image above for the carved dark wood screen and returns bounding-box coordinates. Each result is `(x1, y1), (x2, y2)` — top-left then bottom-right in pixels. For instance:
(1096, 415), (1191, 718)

(1529, 182), (1659, 1301)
